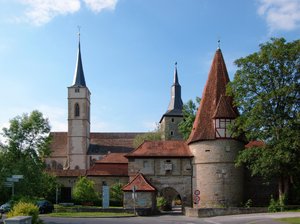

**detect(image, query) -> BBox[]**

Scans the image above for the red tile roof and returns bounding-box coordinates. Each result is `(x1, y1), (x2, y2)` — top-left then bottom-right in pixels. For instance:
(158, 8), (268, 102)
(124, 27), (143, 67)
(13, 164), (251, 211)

(49, 132), (144, 158)
(187, 49), (238, 143)
(126, 140), (193, 158)
(90, 132), (142, 148)
(96, 153), (128, 164)
(49, 132), (68, 157)
(122, 173), (156, 192)
(87, 163), (128, 176)
(245, 140), (265, 148)
(213, 95), (238, 118)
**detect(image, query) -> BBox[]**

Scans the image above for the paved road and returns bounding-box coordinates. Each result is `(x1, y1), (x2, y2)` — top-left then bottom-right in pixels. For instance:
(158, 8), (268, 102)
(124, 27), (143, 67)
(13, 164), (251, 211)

(41, 212), (300, 224)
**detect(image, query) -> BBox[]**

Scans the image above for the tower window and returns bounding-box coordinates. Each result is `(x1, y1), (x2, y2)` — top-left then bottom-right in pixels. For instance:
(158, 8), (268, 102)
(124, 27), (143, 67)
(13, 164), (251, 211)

(75, 88), (80, 93)
(171, 118), (174, 122)
(75, 103), (80, 117)
(170, 131), (174, 136)
(215, 118), (233, 138)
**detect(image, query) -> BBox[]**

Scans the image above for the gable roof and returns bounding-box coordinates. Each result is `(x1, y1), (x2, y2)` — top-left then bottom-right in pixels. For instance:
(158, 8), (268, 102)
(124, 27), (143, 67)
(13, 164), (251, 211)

(49, 132), (144, 158)
(126, 140), (193, 158)
(122, 173), (156, 192)
(187, 48), (238, 144)
(87, 132), (144, 155)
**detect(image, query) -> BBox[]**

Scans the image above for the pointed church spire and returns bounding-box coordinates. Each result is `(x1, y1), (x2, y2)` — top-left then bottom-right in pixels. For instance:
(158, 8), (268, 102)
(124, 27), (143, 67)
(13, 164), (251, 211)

(167, 62), (183, 113)
(174, 62), (179, 85)
(187, 48), (238, 144)
(72, 29), (86, 87)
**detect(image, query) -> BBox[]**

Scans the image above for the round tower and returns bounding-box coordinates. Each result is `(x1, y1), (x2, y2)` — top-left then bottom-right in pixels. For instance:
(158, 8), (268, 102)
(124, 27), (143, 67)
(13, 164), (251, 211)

(188, 48), (244, 208)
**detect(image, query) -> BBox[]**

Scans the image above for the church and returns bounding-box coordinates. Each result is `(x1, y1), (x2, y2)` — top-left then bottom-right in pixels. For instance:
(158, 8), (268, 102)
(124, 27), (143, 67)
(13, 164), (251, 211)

(46, 36), (274, 211)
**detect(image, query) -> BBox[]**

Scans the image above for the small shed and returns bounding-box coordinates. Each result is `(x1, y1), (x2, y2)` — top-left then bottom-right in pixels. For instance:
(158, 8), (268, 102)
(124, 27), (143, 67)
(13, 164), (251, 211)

(122, 173), (157, 215)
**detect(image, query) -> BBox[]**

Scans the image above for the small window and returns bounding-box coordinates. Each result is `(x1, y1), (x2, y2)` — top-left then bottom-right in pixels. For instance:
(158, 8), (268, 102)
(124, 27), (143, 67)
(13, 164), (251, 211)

(75, 103), (80, 117)
(170, 131), (174, 136)
(75, 88), (80, 93)
(171, 118), (174, 122)
(143, 161), (150, 168)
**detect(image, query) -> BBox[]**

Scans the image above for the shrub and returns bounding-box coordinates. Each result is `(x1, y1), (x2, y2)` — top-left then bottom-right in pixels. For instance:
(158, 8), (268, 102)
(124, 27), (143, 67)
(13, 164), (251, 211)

(156, 197), (167, 210)
(110, 183), (124, 205)
(268, 195), (285, 212)
(244, 199), (253, 208)
(72, 176), (99, 205)
(7, 201), (42, 224)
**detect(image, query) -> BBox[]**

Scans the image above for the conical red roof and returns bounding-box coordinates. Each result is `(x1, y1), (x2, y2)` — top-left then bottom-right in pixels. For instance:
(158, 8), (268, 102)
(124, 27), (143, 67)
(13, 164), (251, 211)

(187, 49), (238, 144)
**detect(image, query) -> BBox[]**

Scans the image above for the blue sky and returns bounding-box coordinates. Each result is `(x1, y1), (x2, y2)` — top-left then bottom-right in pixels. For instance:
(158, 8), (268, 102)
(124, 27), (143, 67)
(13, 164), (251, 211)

(0, 0), (299, 134)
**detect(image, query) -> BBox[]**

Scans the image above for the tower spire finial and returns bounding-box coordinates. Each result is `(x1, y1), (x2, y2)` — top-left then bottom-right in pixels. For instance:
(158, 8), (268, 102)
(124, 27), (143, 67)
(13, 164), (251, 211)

(217, 39), (221, 50)
(77, 25), (81, 43)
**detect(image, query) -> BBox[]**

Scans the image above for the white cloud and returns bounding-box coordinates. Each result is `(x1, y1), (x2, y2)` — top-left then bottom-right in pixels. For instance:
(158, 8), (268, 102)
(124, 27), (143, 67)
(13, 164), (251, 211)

(257, 0), (300, 32)
(83, 0), (117, 13)
(16, 0), (117, 26)
(19, 0), (81, 26)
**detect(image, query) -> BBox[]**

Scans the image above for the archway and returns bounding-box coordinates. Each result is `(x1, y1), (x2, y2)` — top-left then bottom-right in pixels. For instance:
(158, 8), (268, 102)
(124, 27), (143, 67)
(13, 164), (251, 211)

(158, 187), (182, 212)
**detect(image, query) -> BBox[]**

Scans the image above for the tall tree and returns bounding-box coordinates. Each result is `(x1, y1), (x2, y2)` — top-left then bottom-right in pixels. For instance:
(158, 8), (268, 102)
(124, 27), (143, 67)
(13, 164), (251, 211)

(178, 97), (201, 140)
(0, 110), (56, 200)
(227, 38), (300, 203)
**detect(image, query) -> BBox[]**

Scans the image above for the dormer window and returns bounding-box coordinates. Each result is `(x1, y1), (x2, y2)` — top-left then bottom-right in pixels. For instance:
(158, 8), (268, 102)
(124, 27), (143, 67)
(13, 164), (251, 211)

(75, 103), (80, 117)
(215, 118), (233, 138)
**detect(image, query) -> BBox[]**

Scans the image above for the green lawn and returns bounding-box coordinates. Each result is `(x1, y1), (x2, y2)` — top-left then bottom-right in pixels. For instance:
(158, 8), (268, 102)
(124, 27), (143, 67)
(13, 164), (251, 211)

(276, 217), (300, 224)
(47, 212), (133, 218)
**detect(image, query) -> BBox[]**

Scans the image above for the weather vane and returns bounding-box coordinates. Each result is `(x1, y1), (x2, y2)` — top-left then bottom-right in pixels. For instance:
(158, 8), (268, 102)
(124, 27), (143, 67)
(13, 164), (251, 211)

(218, 39), (221, 49)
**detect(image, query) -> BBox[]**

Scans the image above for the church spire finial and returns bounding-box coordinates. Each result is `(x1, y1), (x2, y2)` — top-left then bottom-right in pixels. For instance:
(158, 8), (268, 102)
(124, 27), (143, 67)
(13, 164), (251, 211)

(72, 27), (86, 87)
(77, 25), (81, 43)
(217, 39), (221, 50)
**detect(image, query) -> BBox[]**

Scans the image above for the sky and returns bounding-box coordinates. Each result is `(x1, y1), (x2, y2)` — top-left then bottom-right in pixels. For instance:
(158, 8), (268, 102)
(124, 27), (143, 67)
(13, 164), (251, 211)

(0, 0), (299, 135)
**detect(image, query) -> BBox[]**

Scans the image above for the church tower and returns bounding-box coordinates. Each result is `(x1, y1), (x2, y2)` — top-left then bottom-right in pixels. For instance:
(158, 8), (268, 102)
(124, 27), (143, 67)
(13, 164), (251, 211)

(188, 47), (244, 207)
(160, 63), (183, 140)
(67, 34), (91, 170)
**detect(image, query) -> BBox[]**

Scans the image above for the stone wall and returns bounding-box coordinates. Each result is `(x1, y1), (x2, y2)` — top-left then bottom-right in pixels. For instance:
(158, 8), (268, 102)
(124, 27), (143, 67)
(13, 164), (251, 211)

(160, 116), (183, 140)
(128, 157), (192, 207)
(190, 139), (244, 208)
(184, 207), (268, 217)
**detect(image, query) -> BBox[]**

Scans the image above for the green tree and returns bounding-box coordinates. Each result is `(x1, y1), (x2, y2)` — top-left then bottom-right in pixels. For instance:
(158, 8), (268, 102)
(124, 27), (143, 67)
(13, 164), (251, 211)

(227, 38), (300, 204)
(0, 110), (56, 201)
(178, 97), (201, 140)
(72, 176), (99, 204)
(110, 183), (124, 205)
(132, 126), (162, 148)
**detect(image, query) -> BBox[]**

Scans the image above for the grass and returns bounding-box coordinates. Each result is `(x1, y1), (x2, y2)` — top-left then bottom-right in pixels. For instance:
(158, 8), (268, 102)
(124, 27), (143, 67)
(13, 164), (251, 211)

(47, 212), (133, 218)
(276, 217), (300, 224)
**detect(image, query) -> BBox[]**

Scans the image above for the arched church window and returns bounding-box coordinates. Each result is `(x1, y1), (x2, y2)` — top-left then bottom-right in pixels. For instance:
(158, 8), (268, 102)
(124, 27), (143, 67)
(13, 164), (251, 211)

(75, 103), (80, 117)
